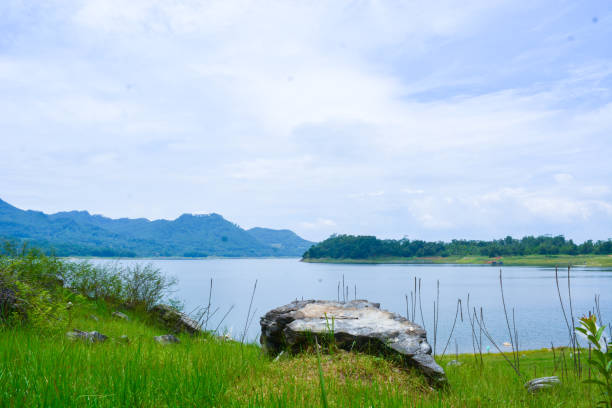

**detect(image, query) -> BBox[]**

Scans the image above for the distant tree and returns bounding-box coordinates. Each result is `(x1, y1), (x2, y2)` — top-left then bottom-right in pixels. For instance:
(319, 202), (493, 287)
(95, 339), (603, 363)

(302, 234), (612, 260)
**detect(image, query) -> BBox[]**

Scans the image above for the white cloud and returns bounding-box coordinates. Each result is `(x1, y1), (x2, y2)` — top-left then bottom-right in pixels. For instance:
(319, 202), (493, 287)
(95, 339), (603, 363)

(554, 173), (574, 184)
(300, 219), (337, 230)
(0, 0), (611, 242)
(402, 189), (425, 195)
(348, 191), (385, 199)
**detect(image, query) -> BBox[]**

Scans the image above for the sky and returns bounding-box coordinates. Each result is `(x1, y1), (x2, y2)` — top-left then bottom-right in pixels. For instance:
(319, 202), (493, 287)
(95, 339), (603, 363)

(1, 0), (611, 242)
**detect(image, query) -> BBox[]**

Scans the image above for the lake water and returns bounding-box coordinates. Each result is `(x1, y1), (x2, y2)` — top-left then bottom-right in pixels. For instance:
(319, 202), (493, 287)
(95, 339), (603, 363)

(90, 258), (612, 353)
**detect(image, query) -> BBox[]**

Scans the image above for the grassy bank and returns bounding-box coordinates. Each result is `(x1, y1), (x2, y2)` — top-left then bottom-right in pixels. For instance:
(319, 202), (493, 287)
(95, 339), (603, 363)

(0, 299), (599, 407)
(302, 254), (612, 267)
(1, 248), (606, 407)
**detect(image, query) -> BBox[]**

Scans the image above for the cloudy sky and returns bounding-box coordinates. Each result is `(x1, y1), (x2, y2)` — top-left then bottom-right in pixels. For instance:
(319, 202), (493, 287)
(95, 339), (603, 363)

(1, 1), (611, 242)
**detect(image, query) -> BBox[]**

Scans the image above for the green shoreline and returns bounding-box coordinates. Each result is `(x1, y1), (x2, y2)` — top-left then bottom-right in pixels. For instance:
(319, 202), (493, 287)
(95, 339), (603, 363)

(302, 254), (612, 267)
(65, 255), (300, 260)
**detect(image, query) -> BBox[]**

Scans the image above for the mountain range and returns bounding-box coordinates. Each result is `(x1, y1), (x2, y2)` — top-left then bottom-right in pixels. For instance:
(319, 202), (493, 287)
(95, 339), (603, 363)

(0, 198), (314, 257)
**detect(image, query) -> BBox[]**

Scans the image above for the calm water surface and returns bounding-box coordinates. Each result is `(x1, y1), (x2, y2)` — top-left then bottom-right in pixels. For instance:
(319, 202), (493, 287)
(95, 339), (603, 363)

(91, 258), (612, 353)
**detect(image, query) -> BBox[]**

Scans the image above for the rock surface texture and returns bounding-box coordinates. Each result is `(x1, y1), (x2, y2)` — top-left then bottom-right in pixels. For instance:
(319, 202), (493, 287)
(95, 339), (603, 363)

(524, 376), (561, 393)
(154, 334), (180, 344)
(112, 311), (129, 321)
(150, 304), (201, 334)
(66, 330), (108, 343)
(260, 300), (446, 382)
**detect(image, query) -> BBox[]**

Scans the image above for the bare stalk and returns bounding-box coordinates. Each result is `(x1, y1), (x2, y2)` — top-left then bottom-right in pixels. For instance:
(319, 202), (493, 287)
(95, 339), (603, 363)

(473, 307), (521, 378)
(418, 278), (426, 330)
(512, 308), (519, 372)
(435, 280), (440, 357)
(479, 308), (483, 362)
(455, 339), (459, 361)
(466, 294), (480, 363)
(555, 267), (573, 348)
(241, 279), (258, 345)
(595, 294), (602, 323)
(245, 307), (258, 340)
(433, 302), (437, 357)
(214, 304), (235, 334)
(566, 266), (579, 376)
(204, 278), (213, 332)
(205, 307), (220, 326)
(412, 277), (417, 321)
(441, 299), (462, 357)
(499, 270), (518, 368)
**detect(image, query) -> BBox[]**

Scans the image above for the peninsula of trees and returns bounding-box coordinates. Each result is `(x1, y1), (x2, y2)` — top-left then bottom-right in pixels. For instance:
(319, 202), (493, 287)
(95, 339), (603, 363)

(302, 234), (612, 261)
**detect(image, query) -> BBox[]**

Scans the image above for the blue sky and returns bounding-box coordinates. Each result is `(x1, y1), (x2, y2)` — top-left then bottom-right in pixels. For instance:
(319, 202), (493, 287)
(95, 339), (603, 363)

(1, 0), (611, 242)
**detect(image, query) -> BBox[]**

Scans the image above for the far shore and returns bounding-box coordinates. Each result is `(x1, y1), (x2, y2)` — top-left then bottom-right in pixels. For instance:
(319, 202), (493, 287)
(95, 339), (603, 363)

(301, 254), (612, 267)
(64, 255), (302, 261)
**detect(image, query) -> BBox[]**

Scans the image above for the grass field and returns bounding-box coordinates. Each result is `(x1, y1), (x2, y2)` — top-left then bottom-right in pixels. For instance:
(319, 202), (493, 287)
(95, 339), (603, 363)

(0, 297), (600, 407)
(303, 254), (612, 268)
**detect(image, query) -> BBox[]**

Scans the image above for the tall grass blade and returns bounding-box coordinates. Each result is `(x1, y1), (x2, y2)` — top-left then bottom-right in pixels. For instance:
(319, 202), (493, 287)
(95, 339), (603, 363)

(314, 338), (329, 408)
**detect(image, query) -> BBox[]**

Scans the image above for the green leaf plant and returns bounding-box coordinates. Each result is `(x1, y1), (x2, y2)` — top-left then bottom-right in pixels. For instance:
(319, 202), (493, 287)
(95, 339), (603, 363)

(576, 315), (612, 407)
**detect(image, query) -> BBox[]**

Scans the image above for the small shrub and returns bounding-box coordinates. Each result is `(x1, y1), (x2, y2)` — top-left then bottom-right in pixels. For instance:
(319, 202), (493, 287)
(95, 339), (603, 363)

(121, 263), (177, 310)
(576, 315), (612, 407)
(63, 262), (124, 301)
(0, 243), (178, 327)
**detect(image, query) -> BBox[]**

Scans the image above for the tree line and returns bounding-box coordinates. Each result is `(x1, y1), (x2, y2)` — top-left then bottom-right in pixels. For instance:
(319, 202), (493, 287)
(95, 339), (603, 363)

(302, 234), (612, 259)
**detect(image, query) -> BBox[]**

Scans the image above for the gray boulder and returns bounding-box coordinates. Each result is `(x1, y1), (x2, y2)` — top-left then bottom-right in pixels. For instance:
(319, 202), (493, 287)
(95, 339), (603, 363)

(154, 334), (180, 344)
(66, 329), (108, 343)
(525, 376), (560, 393)
(260, 299), (446, 383)
(112, 311), (129, 321)
(150, 304), (201, 334)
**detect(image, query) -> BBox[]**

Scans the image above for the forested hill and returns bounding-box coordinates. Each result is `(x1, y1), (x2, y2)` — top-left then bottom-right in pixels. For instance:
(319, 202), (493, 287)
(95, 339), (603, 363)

(247, 227), (313, 254)
(302, 234), (612, 260)
(0, 198), (314, 257)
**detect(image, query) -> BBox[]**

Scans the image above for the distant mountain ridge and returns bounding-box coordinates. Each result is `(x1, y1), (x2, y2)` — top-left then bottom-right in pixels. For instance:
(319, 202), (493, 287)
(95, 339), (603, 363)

(0, 198), (314, 257)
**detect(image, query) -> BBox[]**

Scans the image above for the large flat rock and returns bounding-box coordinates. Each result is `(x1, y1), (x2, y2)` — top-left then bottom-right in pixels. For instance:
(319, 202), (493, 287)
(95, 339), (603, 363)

(260, 299), (446, 383)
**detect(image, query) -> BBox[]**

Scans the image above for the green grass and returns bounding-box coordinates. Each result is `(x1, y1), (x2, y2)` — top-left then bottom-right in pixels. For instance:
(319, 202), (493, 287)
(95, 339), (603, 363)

(0, 297), (601, 407)
(303, 254), (612, 267)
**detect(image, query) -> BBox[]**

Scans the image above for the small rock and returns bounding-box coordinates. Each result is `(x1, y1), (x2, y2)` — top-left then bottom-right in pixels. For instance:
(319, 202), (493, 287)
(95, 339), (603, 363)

(154, 334), (180, 345)
(118, 335), (130, 344)
(66, 329), (108, 343)
(446, 360), (463, 367)
(89, 314), (99, 322)
(525, 376), (560, 393)
(214, 333), (232, 342)
(150, 304), (201, 334)
(112, 311), (129, 321)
